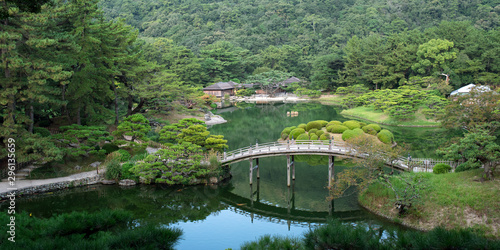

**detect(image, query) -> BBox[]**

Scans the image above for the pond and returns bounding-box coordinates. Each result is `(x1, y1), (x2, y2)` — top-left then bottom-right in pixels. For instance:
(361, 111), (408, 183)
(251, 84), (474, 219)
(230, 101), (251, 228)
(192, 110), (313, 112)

(3, 102), (453, 249)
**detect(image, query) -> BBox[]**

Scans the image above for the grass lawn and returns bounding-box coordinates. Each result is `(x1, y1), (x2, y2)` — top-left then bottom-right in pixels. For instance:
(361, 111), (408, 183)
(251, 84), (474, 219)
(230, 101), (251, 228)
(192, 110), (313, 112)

(359, 169), (500, 238)
(317, 94), (344, 105)
(340, 106), (440, 126)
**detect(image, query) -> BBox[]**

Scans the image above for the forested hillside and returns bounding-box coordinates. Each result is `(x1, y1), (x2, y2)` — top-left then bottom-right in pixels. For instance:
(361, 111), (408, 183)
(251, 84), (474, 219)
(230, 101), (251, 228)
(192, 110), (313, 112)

(99, 0), (500, 88)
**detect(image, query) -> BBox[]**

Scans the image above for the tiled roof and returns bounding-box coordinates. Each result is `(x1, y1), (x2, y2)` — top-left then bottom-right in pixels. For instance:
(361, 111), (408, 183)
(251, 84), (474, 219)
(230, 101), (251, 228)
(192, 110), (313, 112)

(203, 81), (237, 90)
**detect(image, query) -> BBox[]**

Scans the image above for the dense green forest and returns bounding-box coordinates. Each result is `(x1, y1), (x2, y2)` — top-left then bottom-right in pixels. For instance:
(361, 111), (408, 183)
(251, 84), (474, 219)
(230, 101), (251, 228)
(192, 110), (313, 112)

(1, 0), (499, 163)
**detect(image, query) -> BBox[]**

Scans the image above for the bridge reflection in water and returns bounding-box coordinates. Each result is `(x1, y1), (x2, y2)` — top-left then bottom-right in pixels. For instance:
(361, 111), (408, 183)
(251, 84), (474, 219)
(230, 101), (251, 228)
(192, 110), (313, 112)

(221, 178), (367, 231)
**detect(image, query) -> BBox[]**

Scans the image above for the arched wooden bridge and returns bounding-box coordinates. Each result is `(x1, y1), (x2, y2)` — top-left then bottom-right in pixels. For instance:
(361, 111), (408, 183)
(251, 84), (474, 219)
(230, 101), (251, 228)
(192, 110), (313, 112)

(219, 140), (453, 186)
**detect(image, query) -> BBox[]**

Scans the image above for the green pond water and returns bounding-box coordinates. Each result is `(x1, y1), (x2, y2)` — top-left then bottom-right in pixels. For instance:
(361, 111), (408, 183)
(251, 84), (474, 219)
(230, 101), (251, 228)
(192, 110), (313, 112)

(2, 102), (455, 249)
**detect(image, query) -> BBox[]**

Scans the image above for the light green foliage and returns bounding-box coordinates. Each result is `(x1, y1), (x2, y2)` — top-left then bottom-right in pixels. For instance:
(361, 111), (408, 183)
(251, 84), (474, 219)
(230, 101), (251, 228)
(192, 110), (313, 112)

(362, 124), (381, 135)
(377, 129), (394, 144)
(130, 142), (210, 185)
(245, 70), (292, 96)
(296, 133), (310, 140)
(317, 120), (329, 127)
(412, 39), (457, 75)
(316, 130), (325, 137)
(306, 121), (322, 131)
(342, 128), (364, 141)
(433, 163), (452, 174)
(310, 134), (319, 140)
(53, 125), (112, 157)
(365, 124), (381, 132)
(113, 114), (151, 142)
(308, 128), (318, 135)
(327, 121), (342, 127)
(241, 235), (303, 250)
(319, 134), (330, 140)
(379, 173), (428, 215)
(236, 88), (255, 96)
(294, 88), (321, 98)
(289, 128), (305, 139)
(335, 84), (370, 95)
(297, 123), (307, 129)
(343, 120), (361, 130)
(159, 118), (227, 151)
(117, 149), (131, 162)
(327, 125), (349, 133)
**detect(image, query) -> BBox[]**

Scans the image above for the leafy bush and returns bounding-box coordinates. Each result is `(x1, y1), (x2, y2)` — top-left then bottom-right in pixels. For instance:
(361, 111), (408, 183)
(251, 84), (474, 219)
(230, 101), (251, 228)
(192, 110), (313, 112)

(327, 120), (342, 127)
(320, 134), (330, 140)
(236, 88), (255, 96)
(289, 128), (306, 139)
(297, 123), (307, 129)
(33, 127), (51, 137)
(281, 127), (294, 139)
(106, 160), (122, 180)
(327, 125), (349, 133)
(308, 128), (318, 134)
(433, 163), (452, 174)
(310, 134), (319, 140)
(296, 133), (310, 140)
(363, 124), (382, 132)
(130, 152), (148, 162)
(342, 128), (364, 141)
(317, 120), (329, 127)
(455, 163), (472, 172)
(377, 129), (394, 144)
(362, 126), (378, 135)
(343, 120), (361, 130)
(121, 163), (137, 180)
(306, 121), (323, 131)
(102, 144), (119, 154)
(316, 130), (325, 137)
(360, 122), (367, 127)
(117, 149), (131, 162)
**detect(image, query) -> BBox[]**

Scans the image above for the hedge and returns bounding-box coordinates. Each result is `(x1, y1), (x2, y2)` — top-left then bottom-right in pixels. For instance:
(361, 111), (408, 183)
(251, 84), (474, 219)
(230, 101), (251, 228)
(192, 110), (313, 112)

(342, 120), (361, 130)
(342, 128), (364, 141)
(310, 134), (319, 140)
(377, 129), (394, 144)
(306, 121), (323, 131)
(289, 128), (306, 139)
(296, 133), (310, 140)
(433, 163), (452, 174)
(327, 125), (349, 133)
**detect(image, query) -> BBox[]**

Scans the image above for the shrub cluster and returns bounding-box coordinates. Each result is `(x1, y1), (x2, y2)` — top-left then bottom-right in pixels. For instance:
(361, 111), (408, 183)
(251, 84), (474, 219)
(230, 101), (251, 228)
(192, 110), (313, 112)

(289, 128), (306, 139)
(342, 120), (361, 130)
(327, 121), (342, 127)
(362, 124), (382, 135)
(306, 121), (323, 131)
(297, 123), (307, 129)
(308, 128), (318, 134)
(377, 129), (394, 144)
(433, 163), (452, 174)
(342, 128), (364, 141)
(319, 133), (330, 140)
(315, 130), (325, 137)
(296, 133), (310, 140)
(327, 125), (349, 133)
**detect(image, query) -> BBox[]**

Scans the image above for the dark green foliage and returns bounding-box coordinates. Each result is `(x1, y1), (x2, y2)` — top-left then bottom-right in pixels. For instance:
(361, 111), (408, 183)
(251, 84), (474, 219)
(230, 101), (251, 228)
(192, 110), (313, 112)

(52, 125), (112, 157)
(0, 210), (182, 249)
(310, 134), (319, 140)
(121, 163), (136, 180)
(102, 143), (119, 154)
(327, 125), (349, 134)
(38, 120), (51, 127)
(377, 129), (394, 144)
(159, 118), (227, 151)
(33, 127), (50, 137)
(433, 163), (452, 174)
(306, 121), (322, 131)
(455, 164), (472, 172)
(315, 130), (325, 137)
(289, 128), (305, 139)
(342, 128), (364, 141)
(297, 123), (307, 130)
(105, 160), (122, 180)
(113, 114), (151, 142)
(296, 133), (309, 140)
(117, 149), (131, 162)
(342, 120), (361, 130)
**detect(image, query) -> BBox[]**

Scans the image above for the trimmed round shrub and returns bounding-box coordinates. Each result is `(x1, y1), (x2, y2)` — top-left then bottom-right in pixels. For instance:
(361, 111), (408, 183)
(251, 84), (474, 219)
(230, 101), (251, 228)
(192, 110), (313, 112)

(308, 128), (319, 134)
(364, 124), (381, 132)
(342, 128), (364, 141)
(317, 120), (329, 127)
(117, 149), (131, 162)
(34, 127), (51, 137)
(377, 129), (394, 144)
(102, 144), (119, 154)
(289, 128), (306, 139)
(281, 127), (295, 140)
(327, 121), (342, 127)
(319, 134), (329, 140)
(306, 121), (323, 131)
(298, 123), (307, 130)
(359, 122), (367, 127)
(327, 125), (349, 133)
(316, 130), (325, 137)
(433, 163), (452, 174)
(296, 133), (310, 140)
(362, 126), (377, 135)
(310, 134), (319, 140)
(342, 120), (361, 130)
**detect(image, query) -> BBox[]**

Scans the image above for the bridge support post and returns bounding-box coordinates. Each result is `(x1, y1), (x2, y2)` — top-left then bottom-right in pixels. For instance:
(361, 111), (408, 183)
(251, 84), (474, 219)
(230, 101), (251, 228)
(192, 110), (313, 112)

(328, 155), (335, 186)
(287, 155), (291, 187)
(249, 158), (253, 185)
(292, 155), (295, 180)
(256, 158), (260, 179)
